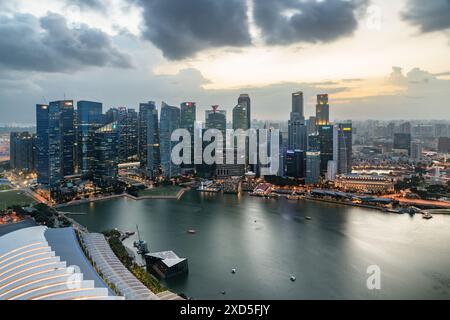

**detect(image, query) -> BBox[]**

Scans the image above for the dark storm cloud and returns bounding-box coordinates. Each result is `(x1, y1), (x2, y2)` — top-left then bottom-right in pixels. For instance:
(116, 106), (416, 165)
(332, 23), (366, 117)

(137, 0), (252, 60)
(253, 0), (368, 45)
(0, 12), (132, 73)
(401, 0), (450, 33)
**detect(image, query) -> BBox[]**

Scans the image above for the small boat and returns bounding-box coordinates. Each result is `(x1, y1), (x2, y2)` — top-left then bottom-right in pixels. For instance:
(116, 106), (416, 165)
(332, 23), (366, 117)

(305, 216), (312, 221)
(221, 291), (226, 295)
(187, 229), (197, 234)
(422, 213), (433, 220)
(290, 275), (296, 282)
(231, 268), (237, 274)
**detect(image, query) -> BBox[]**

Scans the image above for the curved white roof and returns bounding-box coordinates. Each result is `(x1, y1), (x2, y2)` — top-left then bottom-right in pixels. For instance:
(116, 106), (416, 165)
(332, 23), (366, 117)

(0, 226), (123, 300)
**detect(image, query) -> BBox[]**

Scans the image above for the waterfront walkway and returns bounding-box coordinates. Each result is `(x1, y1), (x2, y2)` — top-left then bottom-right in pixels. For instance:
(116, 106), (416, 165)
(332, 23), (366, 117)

(55, 189), (187, 209)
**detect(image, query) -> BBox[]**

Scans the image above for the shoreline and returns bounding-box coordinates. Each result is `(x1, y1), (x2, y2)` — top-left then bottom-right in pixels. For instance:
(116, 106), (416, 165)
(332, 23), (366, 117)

(54, 188), (188, 209)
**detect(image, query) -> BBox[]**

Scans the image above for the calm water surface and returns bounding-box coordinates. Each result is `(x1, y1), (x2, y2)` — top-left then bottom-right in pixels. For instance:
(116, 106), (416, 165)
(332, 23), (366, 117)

(67, 191), (450, 299)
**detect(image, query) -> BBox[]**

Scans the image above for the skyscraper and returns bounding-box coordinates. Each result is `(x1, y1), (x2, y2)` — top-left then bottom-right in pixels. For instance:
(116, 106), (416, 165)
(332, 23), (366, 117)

(333, 123), (353, 174)
(238, 94), (251, 130)
(93, 122), (119, 187)
(10, 132), (35, 173)
(306, 151), (321, 185)
(316, 94), (330, 126)
(54, 100), (75, 177)
(232, 104), (249, 131)
(288, 91), (307, 151)
(180, 102), (196, 173)
(139, 102), (160, 177)
(318, 125), (334, 175)
(36, 104), (50, 185)
(77, 101), (103, 178)
(205, 106), (227, 135)
(160, 102), (181, 178)
(285, 150), (306, 179)
(117, 107), (138, 163)
(292, 92), (304, 122)
(36, 100), (75, 187)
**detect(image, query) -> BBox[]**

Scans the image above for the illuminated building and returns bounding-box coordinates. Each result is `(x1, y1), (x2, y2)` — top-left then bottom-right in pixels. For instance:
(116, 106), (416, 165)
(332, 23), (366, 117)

(333, 123), (353, 174)
(36, 100), (75, 187)
(160, 102), (181, 178)
(117, 107), (138, 163)
(139, 102), (161, 179)
(306, 151), (321, 184)
(318, 125), (334, 175)
(315, 94), (330, 126)
(285, 149), (305, 179)
(10, 132), (35, 173)
(335, 174), (395, 194)
(93, 122), (119, 187)
(77, 101), (103, 179)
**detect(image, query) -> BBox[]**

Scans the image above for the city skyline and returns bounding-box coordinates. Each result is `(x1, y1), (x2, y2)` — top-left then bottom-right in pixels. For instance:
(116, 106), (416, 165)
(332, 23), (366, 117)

(1, 0), (450, 123)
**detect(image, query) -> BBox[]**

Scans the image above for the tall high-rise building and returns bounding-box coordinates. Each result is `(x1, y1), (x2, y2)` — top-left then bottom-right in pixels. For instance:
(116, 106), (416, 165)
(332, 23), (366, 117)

(306, 151), (321, 185)
(288, 91), (307, 151)
(180, 102), (196, 134)
(36, 104), (50, 185)
(93, 122), (119, 187)
(316, 94), (330, 126)
(104, 108), (119, 124)
(53, 100), (75, 178)
(77, 101), (103, 178)
(307, 116), (317, 135)
(285, 150), (306, 179)
(160, 102), (181, 178)
(180, 102), (196, 173)
(205, 106), (227, 135)
(36, 101), (75, 187)
(318, 125), (334, 175)
(238, 94), (251, 130)
(292, 92), (304, 122)
(232, 104), (249, 131)
(10, 132), (35, 172)
(139, 102), (159, 177)
(117, 107), (138, 163)
(333, 123), (353, 174)
(308, 133), (320, 152)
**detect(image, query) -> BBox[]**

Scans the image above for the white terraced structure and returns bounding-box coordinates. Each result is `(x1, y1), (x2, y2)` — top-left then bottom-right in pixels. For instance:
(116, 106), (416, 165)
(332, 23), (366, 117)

(0, 226), (123, 300)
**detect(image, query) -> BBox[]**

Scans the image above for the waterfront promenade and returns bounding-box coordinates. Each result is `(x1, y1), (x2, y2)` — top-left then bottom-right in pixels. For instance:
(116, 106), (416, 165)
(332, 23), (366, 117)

(55, 188), (187, 209)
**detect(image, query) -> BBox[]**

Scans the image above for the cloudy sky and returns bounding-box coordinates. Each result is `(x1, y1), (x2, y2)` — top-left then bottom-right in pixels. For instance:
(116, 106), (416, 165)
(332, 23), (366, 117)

(0, 0), (449, 123)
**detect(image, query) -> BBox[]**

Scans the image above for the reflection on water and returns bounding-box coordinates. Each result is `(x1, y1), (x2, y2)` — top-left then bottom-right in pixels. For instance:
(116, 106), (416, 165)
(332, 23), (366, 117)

(67, 191), (450, 300)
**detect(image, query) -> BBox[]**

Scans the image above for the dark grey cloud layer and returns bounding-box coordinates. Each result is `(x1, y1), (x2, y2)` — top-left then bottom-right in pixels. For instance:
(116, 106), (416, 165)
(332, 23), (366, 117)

(137, 0), (251, 60)
(0, 12), (132, 73)
(402, 0), (450, 33)
(253, 0), (368, 45)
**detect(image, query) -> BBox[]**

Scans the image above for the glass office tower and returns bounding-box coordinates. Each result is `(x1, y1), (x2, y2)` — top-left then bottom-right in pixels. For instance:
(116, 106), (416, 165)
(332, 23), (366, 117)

(160, 102), (181, 178)
(77, 101), (103, 178)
